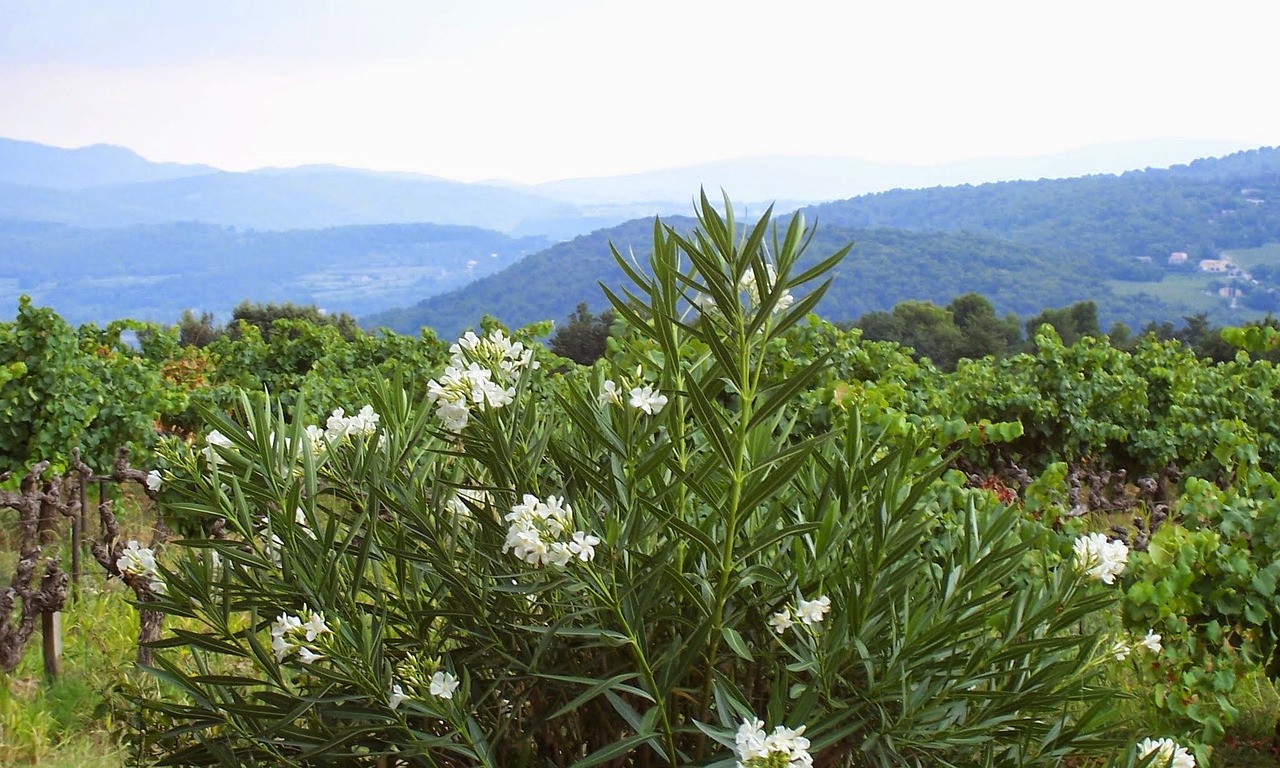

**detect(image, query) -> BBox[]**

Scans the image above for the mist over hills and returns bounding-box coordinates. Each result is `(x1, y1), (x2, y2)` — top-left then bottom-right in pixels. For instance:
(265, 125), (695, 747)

(526, 139), (1258, 206)
(0, 220), (548, 327)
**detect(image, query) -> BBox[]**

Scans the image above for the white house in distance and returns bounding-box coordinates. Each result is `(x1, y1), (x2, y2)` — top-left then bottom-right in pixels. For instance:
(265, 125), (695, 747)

(1199, 259), (1231, 272)
(1168, 252), (1189, 265)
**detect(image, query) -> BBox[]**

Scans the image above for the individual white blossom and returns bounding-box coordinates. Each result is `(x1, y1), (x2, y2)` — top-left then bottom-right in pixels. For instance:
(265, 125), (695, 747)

(297, 647), (323, 665)
(1111, 640), (1131, 661)
(145, 469), (163, 492)
(429, 670), (460, 700)
(599, 379), (622, 406)
(796, 596), (831, 626)
(388, 682), (407, 711)
(567, 530), (600, 562)
(1073, 532), (1129, 585)
(735, 718), (768, 762)
(769, 609), (795, 635)
(735, 717), (812, 768)
(1140, 630), (1163, 654)
(1136, 737), (1195, 768)
(629, 385), (669, 415)
(302, 611), (330, 642)
(303, 424), (328, 456)
(202, 429), (233, 464)
(346, 405), (380, 436)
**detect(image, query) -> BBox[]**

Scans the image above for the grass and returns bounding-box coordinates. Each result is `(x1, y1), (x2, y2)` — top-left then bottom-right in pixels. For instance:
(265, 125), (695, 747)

(1223, 243), (1280, 271)
(1, 584), (134, 766)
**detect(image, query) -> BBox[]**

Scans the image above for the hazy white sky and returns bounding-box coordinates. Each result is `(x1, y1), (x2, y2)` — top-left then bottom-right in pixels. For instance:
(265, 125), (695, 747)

(1, 0), (1277, 183)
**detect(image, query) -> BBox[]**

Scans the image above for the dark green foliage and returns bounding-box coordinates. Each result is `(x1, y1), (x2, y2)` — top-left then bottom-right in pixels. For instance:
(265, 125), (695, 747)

(548, 302), (614, 364)
(1025, 301), (1102, 346)
(227, 301), (360, 343)
(0, 296), (173, 473)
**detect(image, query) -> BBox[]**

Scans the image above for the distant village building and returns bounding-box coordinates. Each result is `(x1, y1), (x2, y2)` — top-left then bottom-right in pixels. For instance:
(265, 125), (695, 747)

(1168, 252), (1189, 265)
(1136, 255), (1152, 263)
(1199, 259), (1230, 273)
(1218, 286), (1243, 299)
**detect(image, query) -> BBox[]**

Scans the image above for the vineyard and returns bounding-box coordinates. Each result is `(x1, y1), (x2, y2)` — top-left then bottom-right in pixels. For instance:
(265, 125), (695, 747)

(3, 198), (1280, 766)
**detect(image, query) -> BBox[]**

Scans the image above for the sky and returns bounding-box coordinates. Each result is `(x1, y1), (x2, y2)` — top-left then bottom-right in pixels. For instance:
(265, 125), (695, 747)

(1, 0), (1278, 184)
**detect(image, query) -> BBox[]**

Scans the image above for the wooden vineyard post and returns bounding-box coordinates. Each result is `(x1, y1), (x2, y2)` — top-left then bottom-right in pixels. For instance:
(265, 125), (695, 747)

(42, 610), (62, 679)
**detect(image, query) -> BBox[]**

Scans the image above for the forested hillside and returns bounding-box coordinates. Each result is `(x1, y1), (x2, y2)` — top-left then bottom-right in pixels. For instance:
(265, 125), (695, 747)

(806, 147), (1280, 272)
(378, 149), (1280, 337)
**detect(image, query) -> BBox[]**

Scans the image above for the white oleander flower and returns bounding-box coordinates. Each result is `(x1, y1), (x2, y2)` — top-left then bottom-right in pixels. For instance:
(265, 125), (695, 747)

(599, 379), (622, 406)
(202, 429), (233, 464)
(629, 385), (669, 415)
(1111, 640), (1131, 661)
(297, 647), (323, 665)
(769, 609), (794, 635)
(304, 424), (327, 455)
(429, 670), (460, 700)
(389, 682), (407, 711)
(145, 469), (163, 492)
(117, 540), (157, 576)
(567, 531), (600, 562)
(1073, 532), (1129, 584)
(735, 716), (813, 767)
(1140, 630), (1163, 654)
(1136, 736), (1195, 768)
(735, 718), (768, 762)
(302, 610), (330, 642)
(796, 595), (831, 626)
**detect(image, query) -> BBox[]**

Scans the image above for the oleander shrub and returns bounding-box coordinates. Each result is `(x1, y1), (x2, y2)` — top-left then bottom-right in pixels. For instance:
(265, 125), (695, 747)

(129, 197), (1135, 767)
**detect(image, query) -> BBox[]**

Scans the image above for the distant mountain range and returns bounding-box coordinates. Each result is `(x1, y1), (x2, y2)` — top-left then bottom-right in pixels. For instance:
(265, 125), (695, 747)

(2, 135), (1277, 331)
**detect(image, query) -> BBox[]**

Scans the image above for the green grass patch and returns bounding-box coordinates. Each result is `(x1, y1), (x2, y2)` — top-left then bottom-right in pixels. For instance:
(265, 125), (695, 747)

(1223, 242), (1280, 270)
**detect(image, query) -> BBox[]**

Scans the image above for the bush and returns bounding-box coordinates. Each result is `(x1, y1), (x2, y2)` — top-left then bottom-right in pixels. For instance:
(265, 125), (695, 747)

(131, 197), (1130, 766)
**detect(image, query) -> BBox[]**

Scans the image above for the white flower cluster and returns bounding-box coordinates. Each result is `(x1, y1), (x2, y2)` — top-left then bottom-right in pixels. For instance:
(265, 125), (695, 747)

(1136, 737), (1195, 768)
(324, 405), (380, 442)
(117, 540), (166, 595)
(502, 494), (600, 568)
(735, 717), (812, 768)
(427, 330), (535, 432)
(271, 606), (330, 664)
(1073, 532), (1129, 585)
(770, 595), (831, 635)
(738, 264), (795, 314)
